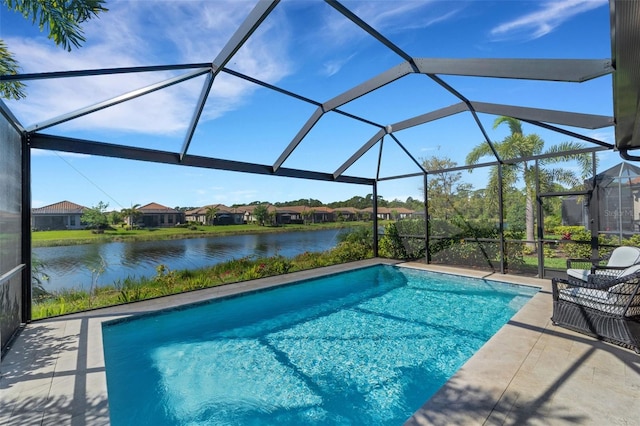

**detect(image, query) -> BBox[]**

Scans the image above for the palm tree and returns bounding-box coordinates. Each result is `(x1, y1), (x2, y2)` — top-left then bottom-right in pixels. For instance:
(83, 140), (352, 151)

(1, 0), (107, 99)
(121, 204), (142, 229)
(205, 206), (219, 225)
(466, 116), (594, 251)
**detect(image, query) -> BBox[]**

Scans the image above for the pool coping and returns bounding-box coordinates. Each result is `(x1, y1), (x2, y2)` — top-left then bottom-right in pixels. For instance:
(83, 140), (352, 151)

(1, 259), (639, 425)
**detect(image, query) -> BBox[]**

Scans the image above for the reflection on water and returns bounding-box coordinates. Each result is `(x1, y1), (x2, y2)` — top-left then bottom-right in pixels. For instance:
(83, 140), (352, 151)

(34, 229), (348, 292)
(122, 241), (187, 267)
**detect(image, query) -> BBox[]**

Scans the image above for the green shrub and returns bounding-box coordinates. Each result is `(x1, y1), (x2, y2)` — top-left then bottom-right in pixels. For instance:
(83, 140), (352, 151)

(337, 225), (373, 249)
(557, 226), (618, 260)
(544, 216), (561, 234)
(115, 277), (147, 303)
(622, 234), (640, 247)
(379, 223), (407, 260)
(543, 246), (556, 259)
(329, 241), (373, 263)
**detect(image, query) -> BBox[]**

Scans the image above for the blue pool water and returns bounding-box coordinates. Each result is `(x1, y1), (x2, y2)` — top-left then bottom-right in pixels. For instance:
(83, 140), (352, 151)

(102, 265), (538, 425)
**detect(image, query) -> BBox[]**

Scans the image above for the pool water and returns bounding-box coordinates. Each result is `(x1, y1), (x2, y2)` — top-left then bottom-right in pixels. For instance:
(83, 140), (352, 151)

(102, 265), (538, 425)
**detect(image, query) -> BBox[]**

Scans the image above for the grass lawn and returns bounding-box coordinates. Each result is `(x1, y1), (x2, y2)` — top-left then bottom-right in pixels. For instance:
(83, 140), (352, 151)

(522, 255), (567, 269)
(32, 221), (372, 247)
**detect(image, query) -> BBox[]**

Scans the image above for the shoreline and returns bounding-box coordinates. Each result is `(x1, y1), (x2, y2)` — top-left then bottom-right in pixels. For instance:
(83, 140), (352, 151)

(32, 222), (370, 248)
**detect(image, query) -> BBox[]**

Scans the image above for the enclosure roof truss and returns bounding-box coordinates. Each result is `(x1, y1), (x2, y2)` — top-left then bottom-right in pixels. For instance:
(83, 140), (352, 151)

(2, 0), (638, 183)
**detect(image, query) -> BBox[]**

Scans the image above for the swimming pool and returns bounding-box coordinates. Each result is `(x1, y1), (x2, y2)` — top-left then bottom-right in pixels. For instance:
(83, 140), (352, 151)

(102, 265), (538, 425)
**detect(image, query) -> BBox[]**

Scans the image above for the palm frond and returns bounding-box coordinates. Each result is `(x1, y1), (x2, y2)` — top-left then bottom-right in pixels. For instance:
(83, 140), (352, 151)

(0, 39), (26, 99)
(493, 116), (523, 135)
(465, 142), (497, 166)
(542, 141), (595, 179)
(5, 0), (108, 51)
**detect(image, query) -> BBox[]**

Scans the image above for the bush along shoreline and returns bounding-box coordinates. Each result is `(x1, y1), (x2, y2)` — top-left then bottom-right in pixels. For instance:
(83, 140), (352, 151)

(32, 226), (375, 319)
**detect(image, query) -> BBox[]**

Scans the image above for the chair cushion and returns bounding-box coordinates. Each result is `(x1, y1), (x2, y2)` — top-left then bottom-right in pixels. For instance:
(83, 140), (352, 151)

(619, 264), (640, 277)
(568, 268), (590, 281)
(567, 259), (640, 283)
(607, 246), (640, 268)
(559, 286), (640, 316)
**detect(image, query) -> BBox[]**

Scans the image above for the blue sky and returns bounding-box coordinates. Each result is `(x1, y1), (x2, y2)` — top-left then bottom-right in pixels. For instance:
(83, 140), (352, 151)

(1, 0), (617, 210)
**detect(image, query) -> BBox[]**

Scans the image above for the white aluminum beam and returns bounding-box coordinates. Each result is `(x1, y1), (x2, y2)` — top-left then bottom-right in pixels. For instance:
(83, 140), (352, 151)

(211, 0), (279, 74)
(333, 128), (386, 179)
(272, 107), (324, 172)
(26, 68), (211, 133)
(30, 133), (374, 185)
(0, 98), (25, 133)
(180, 72), (215, 161)
(470, 101), (614, 129)
(389, 133), (426, 172)
(391, 102), (468, 132)
(326, 1), (414, 64)
(272, 63), (413, 173)
(181, 0), (279, 160)
(323, 62), (414, 111)
(415, 58), (612, 82)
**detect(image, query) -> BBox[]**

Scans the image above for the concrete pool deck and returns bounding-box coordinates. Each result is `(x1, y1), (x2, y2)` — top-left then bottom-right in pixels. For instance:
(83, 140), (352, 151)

(1, 259), (639, 425)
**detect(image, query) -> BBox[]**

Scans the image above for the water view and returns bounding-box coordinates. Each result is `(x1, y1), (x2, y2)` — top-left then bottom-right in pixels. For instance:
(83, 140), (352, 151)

(34, 229), (348, 292)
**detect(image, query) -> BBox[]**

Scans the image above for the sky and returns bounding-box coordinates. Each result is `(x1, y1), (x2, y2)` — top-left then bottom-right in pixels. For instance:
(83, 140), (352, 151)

(0, 0), (619, 210)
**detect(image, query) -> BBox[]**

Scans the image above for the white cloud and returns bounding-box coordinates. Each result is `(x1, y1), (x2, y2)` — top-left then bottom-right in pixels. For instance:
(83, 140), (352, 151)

(355, 1), (460, 33)
(420, 146), (440, 152)
(311, 1), (461, 77)
(588, 130), (614, 144)
(321, 1), (459, 46)
(490, 0), (607, 41)
(322, 53), (356, 77)
(6, 1), (291, 135)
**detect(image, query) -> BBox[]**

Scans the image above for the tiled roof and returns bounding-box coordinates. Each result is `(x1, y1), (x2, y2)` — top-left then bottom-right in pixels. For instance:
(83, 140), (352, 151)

(392, 207), (417, 214)
(274, 206), (301, 214)
(234, 204), (274, 213)
(311, 206), (333, 213)
(32, 200), (87, 215)
(185, 204), (238, 215)
(137, 202), (181, 214)
(332, 207), (359, 213)
(275, 205), (335, 214)
(186, 203), (414, 216)
(360, 207), (416, 214)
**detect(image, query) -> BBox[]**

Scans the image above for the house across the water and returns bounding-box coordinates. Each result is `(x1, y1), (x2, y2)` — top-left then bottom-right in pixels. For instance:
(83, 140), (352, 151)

(185, 204), (244, 225)
(31, 200), (87, 230)
(135, 203), (185, 228)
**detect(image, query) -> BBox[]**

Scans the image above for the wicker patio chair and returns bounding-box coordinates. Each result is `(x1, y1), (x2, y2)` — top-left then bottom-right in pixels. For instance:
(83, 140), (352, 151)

(552, 270), (640, 353)
(566, 246), (640, 282)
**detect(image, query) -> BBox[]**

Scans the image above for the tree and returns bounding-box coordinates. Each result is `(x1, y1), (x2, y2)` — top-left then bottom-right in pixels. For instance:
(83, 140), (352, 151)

(302, 209), (312, 225)
(274, 198), (323, 207)
(1, 0), (108, 99)
(121, 204), (142, 228)
(253, 204), (269, 226)
(421, 156), (465, 220)
(108, 210), (123, 226)
(205, 206), (219, 225)
(268, 209), (277, 226)
(466, 116), (594, 250)
(82, 201), (109, 232)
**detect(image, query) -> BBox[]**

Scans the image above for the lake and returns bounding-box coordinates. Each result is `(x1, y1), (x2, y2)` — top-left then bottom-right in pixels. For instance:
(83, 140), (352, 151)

(34, 228), (349, 292)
